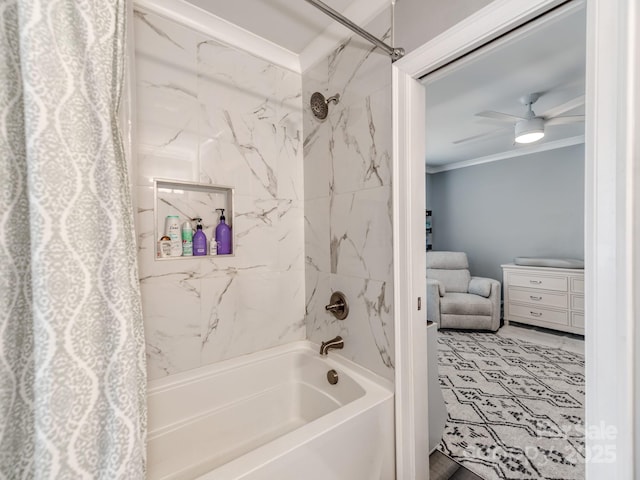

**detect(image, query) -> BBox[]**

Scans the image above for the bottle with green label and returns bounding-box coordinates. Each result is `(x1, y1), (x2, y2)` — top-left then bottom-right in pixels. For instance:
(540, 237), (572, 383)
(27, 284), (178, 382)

(181, 220), (193, 256)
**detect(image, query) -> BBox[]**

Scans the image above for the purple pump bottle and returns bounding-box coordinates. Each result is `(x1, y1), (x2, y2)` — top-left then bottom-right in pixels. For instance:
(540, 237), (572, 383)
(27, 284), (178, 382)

(192, 217), (207, 256)
(215, 208), (232, 254)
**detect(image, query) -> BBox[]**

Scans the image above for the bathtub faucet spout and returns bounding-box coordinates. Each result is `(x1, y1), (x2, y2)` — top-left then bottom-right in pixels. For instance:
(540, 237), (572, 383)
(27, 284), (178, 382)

(320, 336), (344, 355)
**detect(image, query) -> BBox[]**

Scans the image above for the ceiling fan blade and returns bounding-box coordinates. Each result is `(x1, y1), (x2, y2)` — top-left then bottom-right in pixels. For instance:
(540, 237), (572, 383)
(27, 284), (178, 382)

(476, 117), (519, 126)
(545, 115), (585, 126)
(475, 110), (525, 123)
(452, 128), (507, 145)
(541, 95), (585, 118)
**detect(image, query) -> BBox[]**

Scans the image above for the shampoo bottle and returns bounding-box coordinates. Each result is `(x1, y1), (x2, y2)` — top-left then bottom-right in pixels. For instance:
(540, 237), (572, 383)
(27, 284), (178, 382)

(215, 208), (232, 254)
(165, 215), (182, 257)
(192, 217), (207, 256)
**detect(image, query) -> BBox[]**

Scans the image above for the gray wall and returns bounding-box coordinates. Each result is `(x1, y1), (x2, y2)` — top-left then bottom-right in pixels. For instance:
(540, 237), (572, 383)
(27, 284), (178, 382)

(394, 0), (494, 54)
(426, 145), (584, 282)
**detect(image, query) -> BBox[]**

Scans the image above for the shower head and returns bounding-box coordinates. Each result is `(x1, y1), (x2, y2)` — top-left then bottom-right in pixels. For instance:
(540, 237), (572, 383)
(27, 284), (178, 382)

(310, 92), (340, 120)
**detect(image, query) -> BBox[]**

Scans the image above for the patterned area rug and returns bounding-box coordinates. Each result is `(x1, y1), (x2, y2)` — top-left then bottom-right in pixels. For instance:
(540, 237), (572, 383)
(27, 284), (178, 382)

(436, 331), (585, 480)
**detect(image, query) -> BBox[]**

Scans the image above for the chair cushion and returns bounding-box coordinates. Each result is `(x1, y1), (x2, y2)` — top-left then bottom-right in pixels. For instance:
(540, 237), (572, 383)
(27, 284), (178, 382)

(468, 277), (492, 297)
(426, 251), (469, 269)
(440, 292), (492, 316)
(427, 268), (470, 293)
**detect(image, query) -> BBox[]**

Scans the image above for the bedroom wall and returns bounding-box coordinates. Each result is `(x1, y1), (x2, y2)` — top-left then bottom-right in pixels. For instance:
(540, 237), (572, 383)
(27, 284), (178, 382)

(426, 144), (585, 282)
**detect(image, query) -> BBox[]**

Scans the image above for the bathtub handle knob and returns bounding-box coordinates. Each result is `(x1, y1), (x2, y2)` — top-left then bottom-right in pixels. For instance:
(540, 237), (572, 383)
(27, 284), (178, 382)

(325, 291), (349, 320)
(327, 369), (339, 385)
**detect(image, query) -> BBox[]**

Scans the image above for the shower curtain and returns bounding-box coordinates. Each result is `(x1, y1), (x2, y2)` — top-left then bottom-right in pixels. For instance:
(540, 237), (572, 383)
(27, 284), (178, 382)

(0, 1), (146, 478)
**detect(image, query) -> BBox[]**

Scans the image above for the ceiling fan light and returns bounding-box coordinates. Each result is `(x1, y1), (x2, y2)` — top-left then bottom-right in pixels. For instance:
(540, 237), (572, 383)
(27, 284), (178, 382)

(515, 117), (545, 144)
(515, 131), (545, 144)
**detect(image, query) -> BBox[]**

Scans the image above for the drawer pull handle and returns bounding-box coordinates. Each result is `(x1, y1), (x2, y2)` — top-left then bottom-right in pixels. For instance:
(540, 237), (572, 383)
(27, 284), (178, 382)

(530, 311), (543, 317)
(530, 296), (542, 301)
(530, 280), (542, 285)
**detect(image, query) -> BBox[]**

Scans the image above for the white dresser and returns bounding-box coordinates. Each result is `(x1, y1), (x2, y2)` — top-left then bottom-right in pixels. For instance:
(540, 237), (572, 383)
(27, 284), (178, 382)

(501, 264), (584, 335)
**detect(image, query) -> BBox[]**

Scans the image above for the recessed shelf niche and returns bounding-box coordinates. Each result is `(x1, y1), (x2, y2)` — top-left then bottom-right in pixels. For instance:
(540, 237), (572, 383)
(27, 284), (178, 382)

(154, 178), (234, 260)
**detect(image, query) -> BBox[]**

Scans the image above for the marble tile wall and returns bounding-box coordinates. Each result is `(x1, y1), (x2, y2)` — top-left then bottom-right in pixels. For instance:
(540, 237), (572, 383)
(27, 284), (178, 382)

(134, 9), (305, 380)
(303, 9), (395, 380)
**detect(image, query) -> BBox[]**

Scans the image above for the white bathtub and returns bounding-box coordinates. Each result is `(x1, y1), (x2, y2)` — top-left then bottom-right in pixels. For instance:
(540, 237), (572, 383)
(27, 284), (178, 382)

(147, 341), (395, 480)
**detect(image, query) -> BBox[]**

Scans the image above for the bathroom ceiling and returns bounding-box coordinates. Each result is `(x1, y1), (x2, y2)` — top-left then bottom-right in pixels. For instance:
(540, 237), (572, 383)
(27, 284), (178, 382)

(184, 0), (362, 53)
(422, 5), (586, 172)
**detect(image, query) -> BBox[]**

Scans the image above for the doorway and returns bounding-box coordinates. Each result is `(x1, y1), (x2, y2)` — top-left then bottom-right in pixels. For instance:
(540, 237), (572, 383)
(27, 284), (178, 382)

(424, 5), (586, 478)
(391, 0), (639, 478)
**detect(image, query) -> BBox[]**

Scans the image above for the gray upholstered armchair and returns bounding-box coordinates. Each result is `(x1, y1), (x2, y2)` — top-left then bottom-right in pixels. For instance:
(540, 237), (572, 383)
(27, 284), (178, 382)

(426, 251), (501, 331)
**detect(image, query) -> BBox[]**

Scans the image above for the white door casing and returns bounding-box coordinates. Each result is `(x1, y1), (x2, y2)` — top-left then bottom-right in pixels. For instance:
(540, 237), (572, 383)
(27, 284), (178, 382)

(392, 65), (428, 480)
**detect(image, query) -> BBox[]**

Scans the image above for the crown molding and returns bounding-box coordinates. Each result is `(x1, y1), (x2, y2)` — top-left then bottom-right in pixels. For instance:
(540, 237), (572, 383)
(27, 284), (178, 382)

(134, 0), (395, 75)
(134, 0), (301, 73)
(426, 135), (585, 174)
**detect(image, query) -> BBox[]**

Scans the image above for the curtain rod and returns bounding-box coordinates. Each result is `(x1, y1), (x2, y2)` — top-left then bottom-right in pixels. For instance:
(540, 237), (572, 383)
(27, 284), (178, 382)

(303, 0), (405, 61)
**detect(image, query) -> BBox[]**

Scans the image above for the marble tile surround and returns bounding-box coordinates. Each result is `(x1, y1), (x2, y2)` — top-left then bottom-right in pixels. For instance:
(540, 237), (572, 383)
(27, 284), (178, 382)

(134, 10), (305, 379)
(303, 9), (395, 380)
(134, 6), (395, 382)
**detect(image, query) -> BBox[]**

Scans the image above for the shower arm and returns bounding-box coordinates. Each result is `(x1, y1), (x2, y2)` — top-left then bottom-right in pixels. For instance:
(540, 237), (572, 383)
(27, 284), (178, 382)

(303, 0), (405, 61)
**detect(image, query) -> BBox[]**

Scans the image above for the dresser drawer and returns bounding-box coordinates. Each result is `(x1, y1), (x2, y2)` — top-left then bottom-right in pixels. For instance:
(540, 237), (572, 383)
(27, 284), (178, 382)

(509, 304), (569, 326)
(571, 277), (584, 293)
(507, 273), (567, 292)
(509, 287), (568, 309)
(571, 294), (584, 312)
(572, 312), (585, 329)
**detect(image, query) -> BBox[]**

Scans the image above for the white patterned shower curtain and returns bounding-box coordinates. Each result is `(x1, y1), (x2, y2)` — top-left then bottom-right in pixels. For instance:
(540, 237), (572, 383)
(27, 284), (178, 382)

(0, 1), (146, 478)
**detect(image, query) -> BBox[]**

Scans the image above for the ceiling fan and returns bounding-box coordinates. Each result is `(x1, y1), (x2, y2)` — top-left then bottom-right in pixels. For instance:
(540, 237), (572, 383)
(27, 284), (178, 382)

(454, 93), (585, 145)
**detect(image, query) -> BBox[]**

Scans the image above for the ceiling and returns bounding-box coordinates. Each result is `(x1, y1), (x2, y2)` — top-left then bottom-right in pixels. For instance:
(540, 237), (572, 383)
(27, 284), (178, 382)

(184, 0), (360, 54)
(422, 5), (586, 171)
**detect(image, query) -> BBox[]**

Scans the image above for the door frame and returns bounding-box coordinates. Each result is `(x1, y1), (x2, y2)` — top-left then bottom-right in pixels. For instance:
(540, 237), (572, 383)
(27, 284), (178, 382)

(391, 0), (639, 478)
